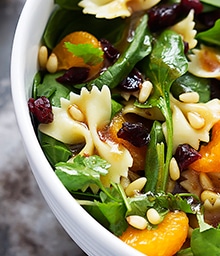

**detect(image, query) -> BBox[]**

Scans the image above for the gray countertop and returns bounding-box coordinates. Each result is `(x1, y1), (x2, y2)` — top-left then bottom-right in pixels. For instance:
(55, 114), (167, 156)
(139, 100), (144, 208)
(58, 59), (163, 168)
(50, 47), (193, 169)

(0, 1), (87, 255)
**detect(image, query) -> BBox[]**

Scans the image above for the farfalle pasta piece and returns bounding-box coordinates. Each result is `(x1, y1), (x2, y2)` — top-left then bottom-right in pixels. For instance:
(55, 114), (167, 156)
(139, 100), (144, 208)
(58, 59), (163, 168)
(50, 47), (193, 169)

(40, 86), (132, 187)
(162, 95), (220, 153)
(188, 45), (220, 79)
(171, 9), (197, 49)
(122, 99), (165, 121)
(39, 98), (94, 155)
(78, 0), (161, 19)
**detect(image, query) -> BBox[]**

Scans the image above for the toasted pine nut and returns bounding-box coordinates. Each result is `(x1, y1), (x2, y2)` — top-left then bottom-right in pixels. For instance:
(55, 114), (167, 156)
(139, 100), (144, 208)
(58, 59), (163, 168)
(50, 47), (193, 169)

(68, 104), (84, 122)
(120, 177), (130, 190)
(199, 173), (214, 191)
(179, 92), (199, 103)
(187, 112), (205, 129)
(138, 80), (153, 103)
(38, 45), (48, 69)
(188, 226), (194, 238)
(125, 177), (147, 197)
(146, 208), (162, 225)
(169, 157), (180, 181)
(126, 215), (148, 230)
(46, 53), (58, 73)
(201, 190), (220, 204)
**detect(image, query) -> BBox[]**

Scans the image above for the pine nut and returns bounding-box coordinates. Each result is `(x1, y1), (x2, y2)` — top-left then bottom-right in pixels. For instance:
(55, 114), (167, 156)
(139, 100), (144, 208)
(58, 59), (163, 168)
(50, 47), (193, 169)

(68, 104), (84, 122)
(201, 190), (220, 204)
(146, 208), (162, 225)
(138, 80), (153, 103)
(38, 45), (48, 69)
(199, 173), (214, 191)
(125, 177), (147, 197)
(179, 92), (199, 103)
(188, 226), (194, 238)
(126, 215), (148, 230)
(187, 112), (205, 129)
(120, 177), (130, 190)
(46, 53), (58, 73)
(169, 157), (180, 181)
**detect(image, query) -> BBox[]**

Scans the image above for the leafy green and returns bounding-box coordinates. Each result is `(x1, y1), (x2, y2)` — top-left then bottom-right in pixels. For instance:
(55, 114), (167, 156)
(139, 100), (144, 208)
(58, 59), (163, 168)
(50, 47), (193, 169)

(55, 155), (119, 201)
(111, 99), (123, 119)
(32, 72), (42, 99)
(136, 30), (188, 192)
(177, 248), (194, 256)
(190, 213), (220, 255)
(196, 19), (220, 46)
(55, 0), (81, 10)
(96, 201), (127, 236)
(200, 0), (220, 7)
(65, 42), (103, 65)
(36, 72), (72, 107)
(144, 121), (165, 193)
(76, 14), (152, 90)
(171, 72), (211, 103)
(43, 8), (126, 49)
(38, 131), (72, 166)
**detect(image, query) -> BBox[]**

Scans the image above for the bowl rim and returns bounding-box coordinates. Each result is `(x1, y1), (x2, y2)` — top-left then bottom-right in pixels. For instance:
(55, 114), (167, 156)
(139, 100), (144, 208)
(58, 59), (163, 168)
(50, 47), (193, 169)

(10, 0), (144, 255)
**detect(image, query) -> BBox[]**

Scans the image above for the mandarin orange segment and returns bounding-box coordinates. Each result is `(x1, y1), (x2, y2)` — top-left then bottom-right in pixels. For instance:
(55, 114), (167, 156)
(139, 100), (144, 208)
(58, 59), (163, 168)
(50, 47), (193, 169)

(120, 211), (188, 256)
(52, 31), (103, 79)
(107, 113), (147, 171)
(190, 120), (220, 173)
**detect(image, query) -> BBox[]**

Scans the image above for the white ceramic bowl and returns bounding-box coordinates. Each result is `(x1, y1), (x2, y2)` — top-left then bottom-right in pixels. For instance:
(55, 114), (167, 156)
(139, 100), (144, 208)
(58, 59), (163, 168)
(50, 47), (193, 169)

(11, 0), (144, 255)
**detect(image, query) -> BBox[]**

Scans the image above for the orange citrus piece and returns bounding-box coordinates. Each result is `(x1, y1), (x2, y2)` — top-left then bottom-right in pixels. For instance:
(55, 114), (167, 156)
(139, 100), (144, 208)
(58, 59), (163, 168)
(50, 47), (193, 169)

(120, 211), (189, 256)
(53, 31), (103, 80)
(105, 113), (147, 171)
(190, 120), (220, 173)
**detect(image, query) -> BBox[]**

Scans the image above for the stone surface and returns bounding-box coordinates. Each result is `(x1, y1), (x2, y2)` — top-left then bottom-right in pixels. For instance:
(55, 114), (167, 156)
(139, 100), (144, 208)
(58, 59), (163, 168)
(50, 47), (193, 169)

(0, 1), (87, 255)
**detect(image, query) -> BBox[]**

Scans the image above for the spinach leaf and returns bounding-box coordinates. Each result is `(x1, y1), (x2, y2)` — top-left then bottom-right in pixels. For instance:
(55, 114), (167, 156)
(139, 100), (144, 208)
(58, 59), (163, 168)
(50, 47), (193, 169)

(55, 155), (119, 201)
(171, 72), (211, 103)
(144, 121), (165, 193)
(191, 228), (220, 255)
(96, 201), (127, 236)
(38, 131), (72, 166)
(55, 0), (81, 10)
(76, 14), (152, 90)
(32, 72), (42, 99)
(196, 19), (220, 46)
(200, 0), (220, 7)
(43, 8), (126, 49)
(177, 248), (194, 256)
(36, 72), (72, 107)
(136, 30), (188, 191)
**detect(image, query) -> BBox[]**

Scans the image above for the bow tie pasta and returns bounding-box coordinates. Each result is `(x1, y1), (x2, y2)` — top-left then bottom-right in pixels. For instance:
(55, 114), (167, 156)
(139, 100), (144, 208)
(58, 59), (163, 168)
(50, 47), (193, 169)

(39, 85), (133, 187)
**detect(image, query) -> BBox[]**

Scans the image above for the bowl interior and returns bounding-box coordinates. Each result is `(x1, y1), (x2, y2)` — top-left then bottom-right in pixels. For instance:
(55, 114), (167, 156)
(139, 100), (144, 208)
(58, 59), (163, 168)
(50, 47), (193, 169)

(10, 0), (144, 255)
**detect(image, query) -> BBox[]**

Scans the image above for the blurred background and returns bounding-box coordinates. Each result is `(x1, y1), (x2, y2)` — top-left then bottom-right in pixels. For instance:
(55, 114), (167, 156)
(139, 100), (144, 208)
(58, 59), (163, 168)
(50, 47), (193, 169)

(0, 0), (86, 255)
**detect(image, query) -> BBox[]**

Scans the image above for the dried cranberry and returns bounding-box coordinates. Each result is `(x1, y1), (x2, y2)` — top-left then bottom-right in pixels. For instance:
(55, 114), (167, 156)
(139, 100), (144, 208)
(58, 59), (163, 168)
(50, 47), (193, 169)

(147, 4), (182, 32)
(174, 144), (201, 172)
(56, 67), (90, 85)
(148, 0), (203, 32)
(183, 41), (189, 54)
(100, 38), (119, 62)
(197, 9), (220, 29)
(118, 68), (143, 92)
(117, 122), (150, 147)
(180, 0), (203, 15)
(28, 96), (53, 124)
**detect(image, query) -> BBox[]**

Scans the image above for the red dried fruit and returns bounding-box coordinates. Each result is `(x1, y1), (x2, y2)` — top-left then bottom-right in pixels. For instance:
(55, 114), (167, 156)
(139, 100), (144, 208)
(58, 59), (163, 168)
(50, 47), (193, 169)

(28, 96), (53, 124)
